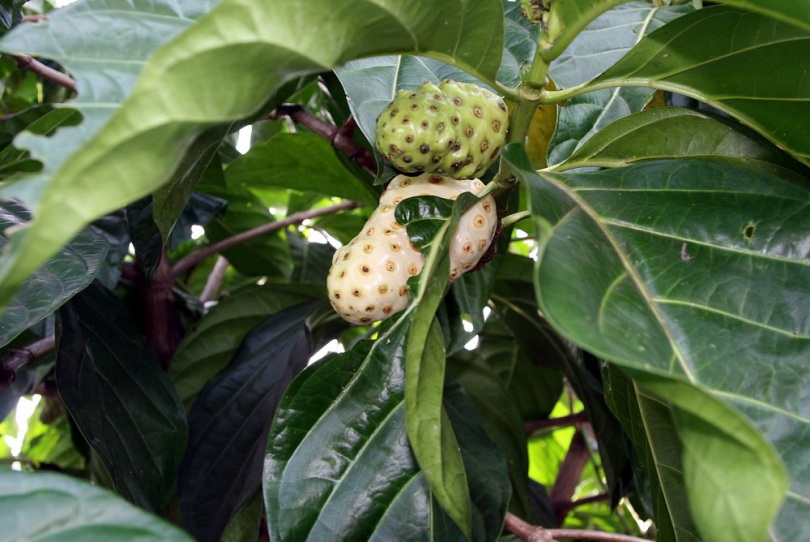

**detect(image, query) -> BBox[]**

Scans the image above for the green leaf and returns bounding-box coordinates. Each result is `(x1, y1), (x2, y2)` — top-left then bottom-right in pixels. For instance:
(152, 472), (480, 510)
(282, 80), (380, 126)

(169, 283), (321, 409)
(555, 107), (810, 183)
(0, 0), (504, 312)
(0, 200), (108, 348)
(547, 2), (692, 166)
(288, 231), (334, 284)
(336, 55), (503, 152)
(152, 125), (233, 241)
(441, 382), (511, 541)
(57, 281), (188, 513)
(588, 6), (810, 164)
(602, 364), (699, 542)
(0, 108), (80, 180)
(447, 357), (533, 520)
(396, 193), (486, 538)
(506, 145), (807, 539)
(539, 0), (631, 61)
(0, 468), (194, 541)
(638, 372), (786, 542)
(265, 323), (432, 541)
(714, 0), (810, 31)
(225, 132), (378, 208)
(220, 490), (264, 542)
(500, 0), (539, 89)
(178, 302), (313, 542)
(406, 320), (472, 540)
(200, 183), (293, 279)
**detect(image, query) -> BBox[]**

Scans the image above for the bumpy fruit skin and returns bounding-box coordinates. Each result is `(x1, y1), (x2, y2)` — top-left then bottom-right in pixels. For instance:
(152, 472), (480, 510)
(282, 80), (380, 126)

(327, 173), (497, 325)
(375, 81), (508, 179)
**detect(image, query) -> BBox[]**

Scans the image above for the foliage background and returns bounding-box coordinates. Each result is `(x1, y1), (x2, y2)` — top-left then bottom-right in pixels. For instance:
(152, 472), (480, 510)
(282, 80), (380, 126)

(0, 0), (807, 541)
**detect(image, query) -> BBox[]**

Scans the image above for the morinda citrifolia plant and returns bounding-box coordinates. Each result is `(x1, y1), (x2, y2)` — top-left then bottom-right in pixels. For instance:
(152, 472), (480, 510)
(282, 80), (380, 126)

(0, 0), (807, 540)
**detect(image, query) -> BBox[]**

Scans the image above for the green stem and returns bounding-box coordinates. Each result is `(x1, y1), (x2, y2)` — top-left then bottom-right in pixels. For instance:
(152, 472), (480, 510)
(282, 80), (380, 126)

(502, 210), (532, 228)
(492, 46), (550, 208)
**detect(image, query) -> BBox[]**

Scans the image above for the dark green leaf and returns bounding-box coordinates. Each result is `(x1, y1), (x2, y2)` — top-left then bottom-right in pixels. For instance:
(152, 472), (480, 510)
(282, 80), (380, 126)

(167, 191), (228, 251)
(152, 125), (233, 241)
(0, 468), (193, 541)
(90, 210), (130, 290)
(538, 0), (629, 62)
(602, 364), (698, 542)
(589, 6), (810, 164)
(220, 490), (264, 542)
(547, 2), (691, 166)
(0, 0), (504, 311)
(507, 145), (804, 539)
(200, 183), (293, 279)
(0, 200), (108, 348)
(447, 357), (532, 520)
(714, 0), (810, 31)
(0, 0), (23, 34)
(500, 0), (539, 89)
(225, 132), (378, 208)
(555, 107), (810, 184)
(170, 283), (322, 409)
(178, 302), (313, 542)
(442, 383), (511, 542)
(0, 108), (80, 180)
(125, 196), (163, 278)
(288, 232), (334, 284)
(265, 322), (432, 541)
(57, 282), (188, 512)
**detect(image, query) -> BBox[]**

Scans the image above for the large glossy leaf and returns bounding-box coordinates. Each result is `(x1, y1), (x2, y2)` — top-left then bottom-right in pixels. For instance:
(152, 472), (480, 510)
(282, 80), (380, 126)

(447, 356), (533, 519)
(714, 0), (810, 31)
(602, 364), (699, 542)
(264, 318), (508, 541)
(0, 468), (193, 541)
(506, 145), (807, 540)
(547, 2), (691, 166)
(553, 107), (810, 183)
(0, 0), (218, 208)
(178, 302), (313, 542)
(265, 322), (431, 541)
(396, 193), (485, 538)
(538, 0), (628, 62)
(585, 6), (810, 164)
(0, 0), (504, 312)
(57, 281), (188, 513)
(0, 200), (108, 348)
(225, 132), (378, 208)
(169, 283), (322, 409)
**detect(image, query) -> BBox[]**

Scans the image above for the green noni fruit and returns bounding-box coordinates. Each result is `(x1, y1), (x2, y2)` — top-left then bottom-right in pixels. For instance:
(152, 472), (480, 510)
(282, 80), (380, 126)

(375, 80), (508, 179)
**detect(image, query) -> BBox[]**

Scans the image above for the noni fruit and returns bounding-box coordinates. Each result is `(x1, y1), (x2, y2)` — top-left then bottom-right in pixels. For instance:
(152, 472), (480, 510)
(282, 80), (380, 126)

(327, 174), (497, 325)
(375, 81), (508, 179)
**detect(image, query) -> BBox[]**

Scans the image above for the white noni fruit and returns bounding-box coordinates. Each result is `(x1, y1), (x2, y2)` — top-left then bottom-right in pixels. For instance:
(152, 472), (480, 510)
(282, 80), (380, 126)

(327, 173), (497, 325)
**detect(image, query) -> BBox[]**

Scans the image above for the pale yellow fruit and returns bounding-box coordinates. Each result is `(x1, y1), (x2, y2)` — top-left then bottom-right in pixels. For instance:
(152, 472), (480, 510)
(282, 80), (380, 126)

(328, 173), (497, 325)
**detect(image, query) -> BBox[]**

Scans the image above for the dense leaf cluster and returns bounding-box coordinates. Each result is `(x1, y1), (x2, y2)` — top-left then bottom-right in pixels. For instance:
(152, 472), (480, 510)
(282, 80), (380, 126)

(0, 0), (807, 541)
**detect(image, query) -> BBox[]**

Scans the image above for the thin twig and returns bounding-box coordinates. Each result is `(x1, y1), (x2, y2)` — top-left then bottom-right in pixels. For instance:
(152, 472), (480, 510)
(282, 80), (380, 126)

(22, 14), (50, 23)
(9, 54), (77, 93)
(171, 200), (360, 279)
(267, 105), (377, 175)
(200, 255), (230, 303)
(0, 336), (56, 391)
(524, 411), (588, 433)
(504, 513), (650, 542)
